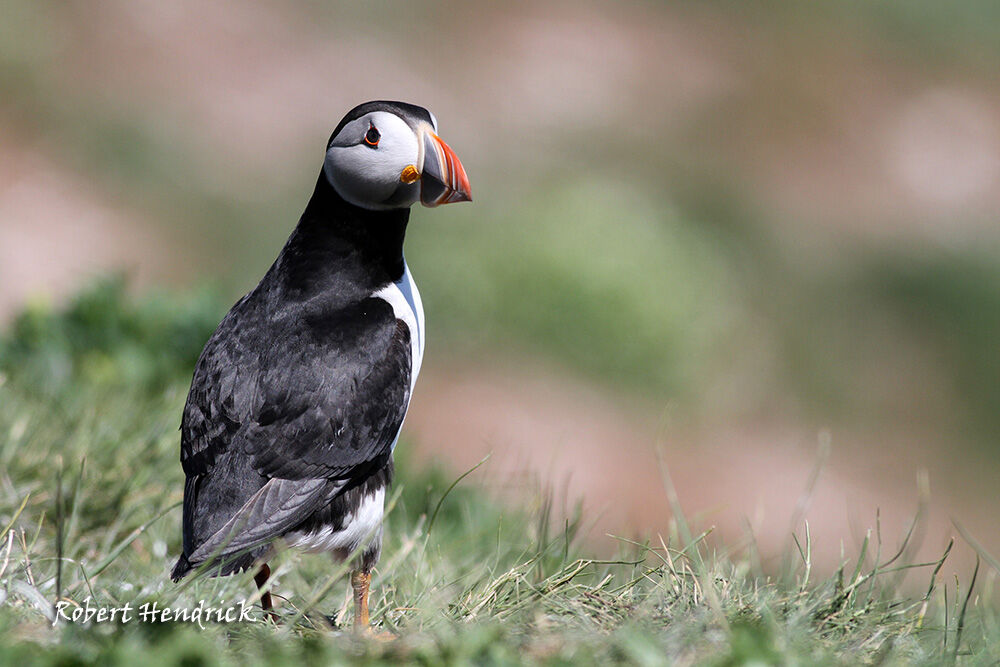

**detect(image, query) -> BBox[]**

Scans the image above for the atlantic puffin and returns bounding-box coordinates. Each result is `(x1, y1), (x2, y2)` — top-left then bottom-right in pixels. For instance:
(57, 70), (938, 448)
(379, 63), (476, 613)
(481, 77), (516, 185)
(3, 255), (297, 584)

(171, 101), (471, 632)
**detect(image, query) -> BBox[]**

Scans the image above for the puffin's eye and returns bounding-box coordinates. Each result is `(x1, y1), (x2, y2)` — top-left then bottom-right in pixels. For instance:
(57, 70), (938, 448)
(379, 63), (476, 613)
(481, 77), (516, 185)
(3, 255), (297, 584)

(364, 124), (380, 147)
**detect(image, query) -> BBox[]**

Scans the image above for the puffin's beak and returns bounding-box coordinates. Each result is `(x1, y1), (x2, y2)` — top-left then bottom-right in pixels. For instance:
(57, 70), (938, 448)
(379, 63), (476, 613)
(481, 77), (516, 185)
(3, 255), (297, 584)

(419, 129), (472, 207)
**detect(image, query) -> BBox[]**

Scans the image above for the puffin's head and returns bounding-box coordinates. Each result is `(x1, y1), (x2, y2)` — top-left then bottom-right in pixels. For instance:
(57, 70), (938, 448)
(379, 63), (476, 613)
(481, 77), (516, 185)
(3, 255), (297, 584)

(324, 101), (472, 211)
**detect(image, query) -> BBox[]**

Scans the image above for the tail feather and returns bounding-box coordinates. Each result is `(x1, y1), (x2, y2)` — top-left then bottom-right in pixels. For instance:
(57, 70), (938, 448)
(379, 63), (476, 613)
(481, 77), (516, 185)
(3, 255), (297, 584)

(170, 553), (193, 582)
(171, 548), (261, 581)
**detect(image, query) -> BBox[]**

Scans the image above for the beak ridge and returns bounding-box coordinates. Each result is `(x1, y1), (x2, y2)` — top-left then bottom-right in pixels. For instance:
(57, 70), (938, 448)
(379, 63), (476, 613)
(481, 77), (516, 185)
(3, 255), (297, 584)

(420, 130), (472, 207)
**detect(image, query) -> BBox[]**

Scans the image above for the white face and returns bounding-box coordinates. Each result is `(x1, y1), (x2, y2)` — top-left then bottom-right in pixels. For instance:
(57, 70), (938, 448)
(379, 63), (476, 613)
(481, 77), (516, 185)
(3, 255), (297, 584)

(324, 111), (428, 210)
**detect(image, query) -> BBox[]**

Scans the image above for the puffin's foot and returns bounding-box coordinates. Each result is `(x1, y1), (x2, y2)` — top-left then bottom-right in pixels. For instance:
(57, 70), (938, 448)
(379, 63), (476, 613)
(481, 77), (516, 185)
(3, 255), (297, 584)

(361, 626), (398, 641)
(350, 569), (396, 639)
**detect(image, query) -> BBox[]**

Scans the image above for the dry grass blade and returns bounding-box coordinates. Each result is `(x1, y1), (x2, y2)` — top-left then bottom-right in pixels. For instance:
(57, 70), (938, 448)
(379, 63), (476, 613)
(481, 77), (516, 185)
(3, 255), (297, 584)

(89, 501), (181, 577)
(0, 493), (30, 544)
(781, 435), (829, 583)
(953, 520), (1000, 577)
(426, 454), (490, 535)
(953, 554), (980, 662)
(654, 442), (727, 631)
(916, 538), (953, 627)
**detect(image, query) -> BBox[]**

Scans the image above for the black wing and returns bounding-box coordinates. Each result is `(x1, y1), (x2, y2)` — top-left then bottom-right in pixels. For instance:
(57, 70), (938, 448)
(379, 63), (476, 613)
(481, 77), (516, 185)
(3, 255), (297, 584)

(176, 296), (411, 574)
(241, 299), (411, 480)
(180, 294), (260, 479)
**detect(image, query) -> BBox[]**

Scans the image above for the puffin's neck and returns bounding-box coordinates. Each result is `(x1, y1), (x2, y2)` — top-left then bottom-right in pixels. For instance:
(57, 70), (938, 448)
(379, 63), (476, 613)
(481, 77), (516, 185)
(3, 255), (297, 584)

(272, 172), (411, 300)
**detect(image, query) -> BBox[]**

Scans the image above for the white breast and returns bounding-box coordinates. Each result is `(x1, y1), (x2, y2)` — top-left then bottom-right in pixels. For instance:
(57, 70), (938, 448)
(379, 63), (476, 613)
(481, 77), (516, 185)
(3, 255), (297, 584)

(372, 262), (424, 452)
(372, 261), (425, 390)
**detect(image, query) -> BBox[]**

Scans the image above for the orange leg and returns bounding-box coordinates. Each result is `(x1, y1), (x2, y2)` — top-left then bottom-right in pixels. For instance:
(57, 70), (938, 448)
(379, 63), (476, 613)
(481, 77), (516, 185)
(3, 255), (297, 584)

(254, 562), (278, 622)
(351, 569), (371, 632)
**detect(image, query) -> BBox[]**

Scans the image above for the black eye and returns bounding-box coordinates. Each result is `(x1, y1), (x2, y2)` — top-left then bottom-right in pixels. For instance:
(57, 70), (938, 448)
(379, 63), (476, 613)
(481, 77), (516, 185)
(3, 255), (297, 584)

(364, 123), (380, 147)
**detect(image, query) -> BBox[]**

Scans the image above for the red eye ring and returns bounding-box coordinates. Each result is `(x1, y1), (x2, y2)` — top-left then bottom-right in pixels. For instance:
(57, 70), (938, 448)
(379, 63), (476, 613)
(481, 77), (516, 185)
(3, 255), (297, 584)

(364, 123), (380, 147)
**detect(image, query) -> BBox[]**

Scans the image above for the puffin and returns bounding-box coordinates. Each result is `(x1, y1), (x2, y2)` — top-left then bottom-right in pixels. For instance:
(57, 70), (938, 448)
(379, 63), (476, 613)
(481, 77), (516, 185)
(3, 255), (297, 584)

(171, 101), (471, 632)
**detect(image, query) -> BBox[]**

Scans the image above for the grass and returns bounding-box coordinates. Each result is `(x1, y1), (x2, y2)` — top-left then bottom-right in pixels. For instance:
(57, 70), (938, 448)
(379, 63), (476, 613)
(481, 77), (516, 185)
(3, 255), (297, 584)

(0, 281), (998, 665)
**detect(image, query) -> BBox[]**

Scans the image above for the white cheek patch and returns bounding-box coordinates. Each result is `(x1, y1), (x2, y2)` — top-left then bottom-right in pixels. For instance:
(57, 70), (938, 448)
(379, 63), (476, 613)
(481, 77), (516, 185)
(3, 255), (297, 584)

(325, 111), (420, 210)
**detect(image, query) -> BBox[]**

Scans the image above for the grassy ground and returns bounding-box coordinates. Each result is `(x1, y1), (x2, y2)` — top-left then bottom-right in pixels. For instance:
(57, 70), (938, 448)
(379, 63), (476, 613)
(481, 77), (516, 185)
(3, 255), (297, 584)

(0, 282), (997, 665)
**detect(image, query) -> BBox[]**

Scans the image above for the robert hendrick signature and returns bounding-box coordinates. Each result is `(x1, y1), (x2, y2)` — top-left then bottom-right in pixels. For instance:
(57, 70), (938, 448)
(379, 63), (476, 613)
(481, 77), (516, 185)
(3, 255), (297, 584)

(54, 597), (259, 628)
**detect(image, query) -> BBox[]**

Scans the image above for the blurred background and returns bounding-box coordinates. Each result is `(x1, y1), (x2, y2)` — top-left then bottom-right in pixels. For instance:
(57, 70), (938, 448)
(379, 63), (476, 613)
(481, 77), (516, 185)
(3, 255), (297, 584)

(1, 0), (998, 573)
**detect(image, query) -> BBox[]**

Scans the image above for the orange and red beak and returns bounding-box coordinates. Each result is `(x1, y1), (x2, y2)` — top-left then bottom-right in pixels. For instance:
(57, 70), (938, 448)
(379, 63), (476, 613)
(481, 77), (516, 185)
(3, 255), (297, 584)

(419, 128), (472, 207)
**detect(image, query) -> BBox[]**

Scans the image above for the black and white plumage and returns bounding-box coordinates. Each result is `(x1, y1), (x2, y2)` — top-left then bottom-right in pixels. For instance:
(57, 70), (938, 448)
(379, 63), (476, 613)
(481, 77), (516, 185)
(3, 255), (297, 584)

(171, 101), (470, 628)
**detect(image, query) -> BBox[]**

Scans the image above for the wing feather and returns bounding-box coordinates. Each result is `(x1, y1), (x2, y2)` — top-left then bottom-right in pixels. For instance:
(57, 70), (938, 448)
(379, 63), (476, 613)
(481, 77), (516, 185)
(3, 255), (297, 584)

(189, 477), (343, 563)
